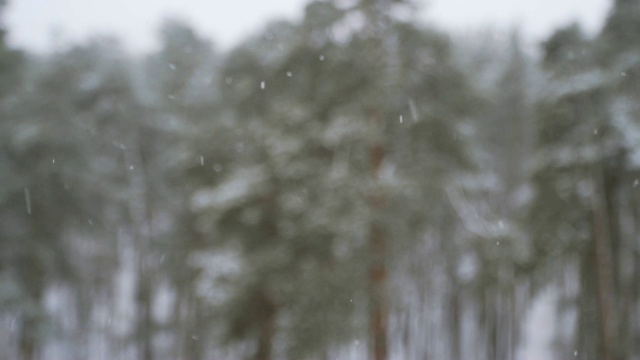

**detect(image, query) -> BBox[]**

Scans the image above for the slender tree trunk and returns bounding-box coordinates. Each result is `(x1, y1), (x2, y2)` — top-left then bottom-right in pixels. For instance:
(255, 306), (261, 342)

(441, 216), (462, 360)
(486, 292), (497, 360)
(449, 290), (461, 360)
(576, 244), (600, 359)
(184, 297), (206, 360)
(253, 193), (279, 360)
(19, 316), (38, 360)
(369, 223), (388, 360)
(360, 2), (399, 359)
(135, 268), (154, 360)
(507, 287), (517, 360)
(125, 132), (156, 360)
(17, 257), (45, 360)
(173, 213), (203, 360)
(592, 167), (617, 360)
(368, 124), (388, 360)
(628, 198), (640, 357)
(255, 299), (276, 360)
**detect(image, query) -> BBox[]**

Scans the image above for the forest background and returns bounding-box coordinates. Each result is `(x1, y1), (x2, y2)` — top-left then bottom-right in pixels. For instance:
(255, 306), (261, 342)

(1, 0), (640, 359)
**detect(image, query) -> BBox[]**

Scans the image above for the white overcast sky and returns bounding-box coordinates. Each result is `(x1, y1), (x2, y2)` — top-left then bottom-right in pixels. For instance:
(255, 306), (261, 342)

(5, 0), (612, 53)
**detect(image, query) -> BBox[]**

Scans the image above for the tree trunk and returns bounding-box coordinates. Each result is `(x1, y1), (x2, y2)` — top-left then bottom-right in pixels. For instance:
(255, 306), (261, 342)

(361, 2), (396, 359)
(449, 290), (461, 360)
(369, 222), (388, 360)
(184, 297), (206, 360)
(125, 135), (156, 360)
(253, 193), (279, 360)
(136, 269), (154, 360)
(368, 128), (388, 360)
(255, 297), (276, 360)
(17, 256), (45, 360)
(19, 316), (38, 360)
(592, 168), (617, 360)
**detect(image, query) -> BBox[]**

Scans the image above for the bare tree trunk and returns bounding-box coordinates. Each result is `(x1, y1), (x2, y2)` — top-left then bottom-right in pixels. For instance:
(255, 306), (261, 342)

(368, 123), (388, 360)
(449, 290), (461, 360)
(369, 222), (388, 360)
(135, 268), (154, 360)
(16, 257), (45, 360)
(183, 297), (207, 360)
(253, 194), (280, 360)
(592, 167), (617, 360)
(125, 131), (156, 360)
(19, 316), (38, 360)
(255, 298), (276, 360)
(362, 1), (393, 357)
(628, 198), (640, 357)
